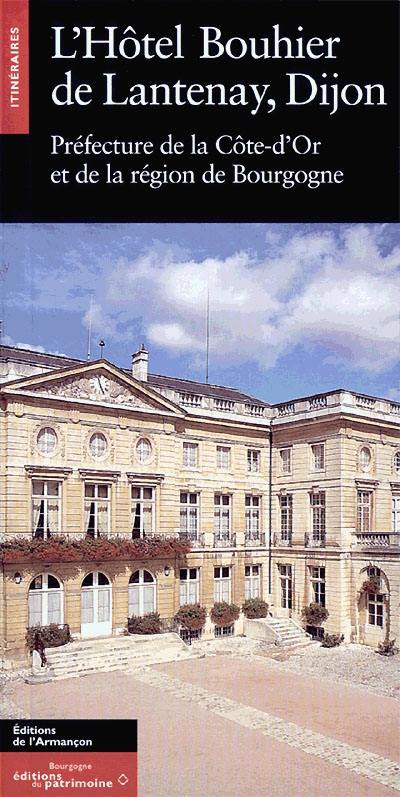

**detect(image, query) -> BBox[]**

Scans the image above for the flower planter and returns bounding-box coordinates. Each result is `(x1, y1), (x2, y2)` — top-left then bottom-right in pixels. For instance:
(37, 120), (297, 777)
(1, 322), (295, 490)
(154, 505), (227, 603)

(174, 603), (207, 631)
(210, 602), (240, 627)
(0, 535), (191, 563)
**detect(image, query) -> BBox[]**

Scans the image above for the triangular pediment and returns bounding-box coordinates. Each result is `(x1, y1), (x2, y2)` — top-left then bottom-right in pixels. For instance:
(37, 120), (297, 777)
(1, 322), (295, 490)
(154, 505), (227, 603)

(1, 359), (185, 416)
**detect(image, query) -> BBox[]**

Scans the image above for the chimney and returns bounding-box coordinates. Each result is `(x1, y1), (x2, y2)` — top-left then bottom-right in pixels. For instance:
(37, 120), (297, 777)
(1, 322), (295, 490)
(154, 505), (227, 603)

(132, 344), (148, 381)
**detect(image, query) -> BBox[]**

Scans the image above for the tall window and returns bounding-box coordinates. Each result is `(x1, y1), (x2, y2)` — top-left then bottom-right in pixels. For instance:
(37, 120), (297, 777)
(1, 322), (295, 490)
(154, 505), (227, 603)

(180, 492), (199, 540)
(32, 480), (61, 538)
(85, 483), (110, 537)
(131, 486), (155, 538)
(180, 568), (199, 605)
(311, 492), (326, 542)
(392, 496), (400, 532)
(279, 564), (292, 609)
(217, 445), (231, 470)
(214, 494), (231, 540)
(247, 449), (260, 473)
(357, 490), (372, 533)
(280, 448), (292, 475)
(368, 593), (384, 627)
(245, 564), (260, 599)
(310, 566), (325, 606)
(245, 496), (260, 539)
(136, 438), (152, 464)
(214, 566), (231, 602)
(183, 442), (199, 468)
(280, 495), (293, 542)
(311, 443), (325, 471)
(128, 570), (155, 617)
(394, 451), (400, 475)
(28, 574), (63, 627)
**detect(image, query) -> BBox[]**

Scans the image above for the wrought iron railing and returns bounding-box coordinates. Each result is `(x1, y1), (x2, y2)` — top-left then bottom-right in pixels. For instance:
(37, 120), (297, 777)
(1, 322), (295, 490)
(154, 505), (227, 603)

(273, 533), (292, 547)
(213, 532), (236, 548)
(304, 533), (326, 548)
(244, 532), (266, 547)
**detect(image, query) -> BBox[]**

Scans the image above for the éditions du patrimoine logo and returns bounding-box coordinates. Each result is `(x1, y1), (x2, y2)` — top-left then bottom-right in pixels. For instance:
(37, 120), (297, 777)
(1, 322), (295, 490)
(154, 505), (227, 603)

(0, 721), (137, 796)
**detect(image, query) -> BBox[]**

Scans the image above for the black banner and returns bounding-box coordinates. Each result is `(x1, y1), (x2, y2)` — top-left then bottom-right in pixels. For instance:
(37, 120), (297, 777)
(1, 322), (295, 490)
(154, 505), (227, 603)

(0, 0), (399, 221)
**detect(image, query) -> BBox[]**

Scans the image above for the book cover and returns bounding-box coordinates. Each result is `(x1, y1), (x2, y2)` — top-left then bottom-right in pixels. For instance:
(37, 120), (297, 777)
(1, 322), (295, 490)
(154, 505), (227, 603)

(0, 2), (399, 796)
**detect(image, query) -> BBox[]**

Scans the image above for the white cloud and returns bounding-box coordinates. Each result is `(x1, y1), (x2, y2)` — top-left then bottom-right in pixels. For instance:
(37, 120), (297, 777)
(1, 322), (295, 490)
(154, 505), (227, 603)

(14, 225), (400, 374)
(2, 335), (67, 357)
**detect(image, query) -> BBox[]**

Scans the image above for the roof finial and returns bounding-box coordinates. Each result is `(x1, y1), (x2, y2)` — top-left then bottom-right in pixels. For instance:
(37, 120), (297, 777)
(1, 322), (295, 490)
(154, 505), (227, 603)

(99, 339), (105, 359)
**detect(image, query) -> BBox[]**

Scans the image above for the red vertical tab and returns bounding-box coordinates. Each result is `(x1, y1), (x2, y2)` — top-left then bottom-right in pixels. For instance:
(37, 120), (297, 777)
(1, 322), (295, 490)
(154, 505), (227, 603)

(1, 0), (29, 134)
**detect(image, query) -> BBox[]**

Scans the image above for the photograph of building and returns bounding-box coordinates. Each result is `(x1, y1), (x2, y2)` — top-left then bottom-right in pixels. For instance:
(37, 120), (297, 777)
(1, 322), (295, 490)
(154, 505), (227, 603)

(0, 338), (398, 665)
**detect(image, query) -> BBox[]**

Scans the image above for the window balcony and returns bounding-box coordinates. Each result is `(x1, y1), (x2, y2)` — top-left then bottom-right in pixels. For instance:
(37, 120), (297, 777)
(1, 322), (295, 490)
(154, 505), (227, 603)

(244, 532), (266, 547)
(213, 532), (236, 548)
(178, 531), (206, 548)
(352, 531), (400, 551)
(273, 533), (292, 547)
(304, 533), (326, 548)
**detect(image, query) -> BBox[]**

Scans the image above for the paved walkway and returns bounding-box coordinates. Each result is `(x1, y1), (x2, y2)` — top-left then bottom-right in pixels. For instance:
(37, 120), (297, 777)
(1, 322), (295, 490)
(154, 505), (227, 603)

(134, 666), (400, 791)
(10, 655), (400, 797)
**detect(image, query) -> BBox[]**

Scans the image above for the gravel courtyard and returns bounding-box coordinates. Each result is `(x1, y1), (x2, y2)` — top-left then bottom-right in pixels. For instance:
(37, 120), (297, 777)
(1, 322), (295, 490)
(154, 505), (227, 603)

(1, 640), (399, 796)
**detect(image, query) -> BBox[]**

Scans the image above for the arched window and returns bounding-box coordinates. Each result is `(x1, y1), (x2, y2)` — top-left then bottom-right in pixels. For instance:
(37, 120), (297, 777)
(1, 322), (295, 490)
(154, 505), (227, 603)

(128, 570), (155, 616)
(81, 572), (112, 638)
(28, 574), (63, 627)
(89, 432), (107, 459)
(136, 438), (152, 464)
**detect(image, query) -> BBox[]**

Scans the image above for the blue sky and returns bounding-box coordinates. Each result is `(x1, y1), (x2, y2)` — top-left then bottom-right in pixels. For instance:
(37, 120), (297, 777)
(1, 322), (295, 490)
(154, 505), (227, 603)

(1, 222), (399, 404)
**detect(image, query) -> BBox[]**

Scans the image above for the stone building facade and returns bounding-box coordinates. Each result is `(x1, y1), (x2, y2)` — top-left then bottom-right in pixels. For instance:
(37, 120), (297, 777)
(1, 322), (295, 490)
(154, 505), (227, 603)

(0, 344), (399, 665)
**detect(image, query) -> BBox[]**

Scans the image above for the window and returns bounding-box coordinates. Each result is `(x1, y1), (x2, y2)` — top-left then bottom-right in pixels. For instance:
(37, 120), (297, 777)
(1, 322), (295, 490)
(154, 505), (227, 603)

(357, 490), (372, 533)
(279, 564), (292, 609)
(214, 566), (231, 602)
(136, 437), (152, 464)
(180, 628), (202, 643)
(280, 448), (292, 475)
(368, 593), (384, 627)
(214, 625), (234, 637)
(84, 483), (110, 537)
(183, 442), (199, 468)
(280, 495), (293, 542)
(394, 451), (400, 475)
(89, 432), (107, 459)
(247, 449), (260, 473)
(180, 492), (199, 540)
(245, 496), (261, 539)
(311, 492), (326, 542)
(28, 574), (63, 627)
(311, 443), (325, 471)
(214, 494), (231, 540)
(245, 564), (260, 599)
(180, 568), (200, 605)
(32, 480), (61, 538)
(128, 570), (155, 617)
(131, 486), (155, 538)
(392, 496), (400, 532)
(310, 566), (325, 607)
(37, 427), (57, 455)
(217, 445), (231, 470)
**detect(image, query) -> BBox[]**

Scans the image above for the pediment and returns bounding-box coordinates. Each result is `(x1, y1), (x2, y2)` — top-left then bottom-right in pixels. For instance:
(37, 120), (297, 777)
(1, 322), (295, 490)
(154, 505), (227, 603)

(1, 360), (185, 416)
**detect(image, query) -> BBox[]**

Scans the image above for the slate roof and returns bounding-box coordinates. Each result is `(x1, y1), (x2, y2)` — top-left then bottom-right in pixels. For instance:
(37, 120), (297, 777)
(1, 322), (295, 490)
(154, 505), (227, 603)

(0, 345), (270, 406)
